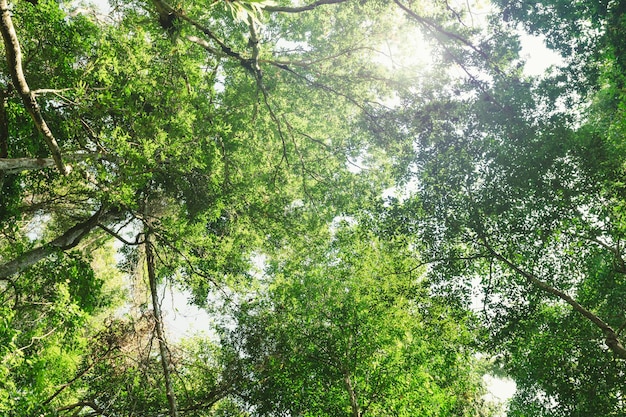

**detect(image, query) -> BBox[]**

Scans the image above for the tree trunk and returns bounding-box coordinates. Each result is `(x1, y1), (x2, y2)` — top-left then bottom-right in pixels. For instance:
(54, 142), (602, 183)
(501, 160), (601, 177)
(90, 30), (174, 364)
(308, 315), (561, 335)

(145, 230), (179, 417)
(0, 0), (67, 175)
(0, 157), (57, 173)
(343, 372), (361, 417)
(0, 154), (95, 174)
(0, 88), (8, 190)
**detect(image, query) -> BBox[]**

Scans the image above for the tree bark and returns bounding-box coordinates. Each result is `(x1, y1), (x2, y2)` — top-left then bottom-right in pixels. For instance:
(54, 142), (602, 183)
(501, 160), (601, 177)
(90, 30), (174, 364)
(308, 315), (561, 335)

(145, 230), (179, 417)
(0, 157), (57, 173)
(0, 0), (68, 175)
(0, 154), (94, 174)
(0, 88), (8, 190)
(263, 0), (348, 13)
(0, 207), (121, 279)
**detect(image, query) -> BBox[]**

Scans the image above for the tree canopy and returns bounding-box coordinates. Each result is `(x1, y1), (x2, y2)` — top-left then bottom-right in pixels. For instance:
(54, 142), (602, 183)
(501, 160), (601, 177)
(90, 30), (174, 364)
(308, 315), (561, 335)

(1, 0), (626, 416)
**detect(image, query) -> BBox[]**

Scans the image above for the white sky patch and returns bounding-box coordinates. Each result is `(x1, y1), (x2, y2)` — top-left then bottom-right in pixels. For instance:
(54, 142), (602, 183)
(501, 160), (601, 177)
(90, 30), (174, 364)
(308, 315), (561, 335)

(520, 34), (563, 76)
(162, 285), (216, 342)
(274, 37), (313, 54)
(346, 153), (367, 173)
(381, 177), (419, 205)
(484, 374), (516, 411)
(25, 213), (51, 241)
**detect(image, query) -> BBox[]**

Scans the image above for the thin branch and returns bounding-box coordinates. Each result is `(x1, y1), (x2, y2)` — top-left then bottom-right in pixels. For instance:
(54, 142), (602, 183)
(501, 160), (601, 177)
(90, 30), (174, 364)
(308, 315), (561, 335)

(394, 253), (490, 276)
(186, 35), (223, 57)
(266, 60), (378, 123)
(152, 0), (257, 74)
(144, 217), (179, 417)
(98, 224), (144, 246)
(43, 345), (117, 407)
(31, 88), (75, 96)
(56, 401), (107, 416)
(393, 0), (497, 70)
(571, 232), (626, 273)
(262, 45), (381, 68)
(15, 327), (56, 353)
(139, 218), (230, 299)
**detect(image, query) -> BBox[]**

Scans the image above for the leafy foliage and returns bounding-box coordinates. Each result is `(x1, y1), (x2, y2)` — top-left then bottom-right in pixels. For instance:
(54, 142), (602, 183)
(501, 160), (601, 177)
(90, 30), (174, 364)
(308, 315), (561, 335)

(222, 226), (494, 417)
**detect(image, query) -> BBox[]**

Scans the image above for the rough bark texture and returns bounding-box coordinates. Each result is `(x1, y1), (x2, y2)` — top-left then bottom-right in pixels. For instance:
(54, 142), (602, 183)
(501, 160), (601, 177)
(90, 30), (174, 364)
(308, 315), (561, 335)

(0, 153), (93, 174)
(0, 207), (121, 279)
(0, 0), (67, 175)
(145, 231), (179, 417)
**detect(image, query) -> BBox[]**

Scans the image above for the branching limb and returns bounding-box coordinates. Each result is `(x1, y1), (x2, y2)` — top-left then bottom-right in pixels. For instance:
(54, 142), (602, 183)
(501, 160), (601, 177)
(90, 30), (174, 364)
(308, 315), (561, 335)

(0, 206), (122, 279)
(151, 0), (256, 73)
(186, 35), (223, 57)
(98, 224), (144, 246)
(484, 241), (626, 359)
(393, 0), (496, 69)
(572, 232), (626, 273)
(56, 401), (108, 416)
(0, 0), (68, 175)
(43, 345), (117, 407)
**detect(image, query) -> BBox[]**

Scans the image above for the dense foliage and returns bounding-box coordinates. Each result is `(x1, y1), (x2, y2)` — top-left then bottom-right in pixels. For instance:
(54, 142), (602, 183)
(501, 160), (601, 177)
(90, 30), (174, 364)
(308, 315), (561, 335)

(1, 0), (626, 416)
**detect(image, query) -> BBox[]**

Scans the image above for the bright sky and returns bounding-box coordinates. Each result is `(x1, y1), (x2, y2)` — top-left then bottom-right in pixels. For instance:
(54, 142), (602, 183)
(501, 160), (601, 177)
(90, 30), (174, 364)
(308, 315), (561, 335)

(521, 34), (563, 76)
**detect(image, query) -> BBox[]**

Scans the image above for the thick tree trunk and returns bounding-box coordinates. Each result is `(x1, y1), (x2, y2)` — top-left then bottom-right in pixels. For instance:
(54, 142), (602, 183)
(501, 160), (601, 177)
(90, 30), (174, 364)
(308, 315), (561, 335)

(0, 0), (68, 175)
(0, 88), (8, 190)
(0, 207), (121, 279)
(145, 231), (179, 417)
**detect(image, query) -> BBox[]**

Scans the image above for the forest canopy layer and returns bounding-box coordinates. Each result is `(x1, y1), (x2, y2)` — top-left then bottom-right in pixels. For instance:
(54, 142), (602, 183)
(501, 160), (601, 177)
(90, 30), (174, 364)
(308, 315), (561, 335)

(1, 0), (626, 416)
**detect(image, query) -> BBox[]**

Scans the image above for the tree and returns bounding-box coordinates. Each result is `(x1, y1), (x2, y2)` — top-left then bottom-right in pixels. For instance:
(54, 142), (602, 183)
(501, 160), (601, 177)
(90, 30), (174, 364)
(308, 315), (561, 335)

(368, 1), (626, 414)
(0, 0), (427, 414)
(222, 225), (496, 417)
(1, 0), (590, 415)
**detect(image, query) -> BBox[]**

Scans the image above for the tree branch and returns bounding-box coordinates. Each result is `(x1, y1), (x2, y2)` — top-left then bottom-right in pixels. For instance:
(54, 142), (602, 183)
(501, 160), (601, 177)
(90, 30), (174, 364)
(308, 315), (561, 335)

(152, 0), (257, 74)
(56, 400), (107, 416)
(43, 345), (117, 407)
(0, 87), (9, 191)
(263, 0), (348, 13)
(0, 0), (68, 175)
(343, 371), (361, 417)
(486, 243), (626, 359)
(0, 206), (122, 279)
